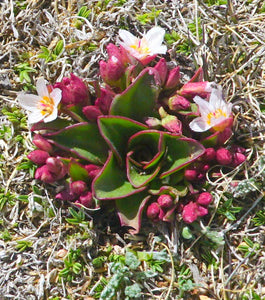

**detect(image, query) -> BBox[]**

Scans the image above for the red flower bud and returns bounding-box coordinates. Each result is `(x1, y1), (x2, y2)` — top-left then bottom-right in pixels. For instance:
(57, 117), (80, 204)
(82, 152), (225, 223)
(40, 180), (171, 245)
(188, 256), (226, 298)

(33, 134), (53, 153)
(53, 73), (90, 106)
(56, 189), (76, 202)
(216, 148), (232, 165)
(99, 55), (125, 85)
(78, 191), (93, 208)
(157, 194), (173, 209)
(82, 105), (102, 121)
(202, 148), (216, 162)
(179, 81), (211, 99)
(35, 165), (55, 183)
(154, 58), (168, 85)
(196, 205), (208, 217)
(70, 180), (87, 196)
(182, 202), (199, 224)
(184, 169), (198, 181)
(196, 192), (213, 206)
(168, 95), (190, 111)
(84, 164), (101, 179)
(146, 202), (161, 222)
(95, 88), (114, 115)
(27, 150), (50, 165)
(232, 152), (246, 166)
(161, 115), (182, 134)
(164, 66), (180, 90)
(46, 157), (64, 173)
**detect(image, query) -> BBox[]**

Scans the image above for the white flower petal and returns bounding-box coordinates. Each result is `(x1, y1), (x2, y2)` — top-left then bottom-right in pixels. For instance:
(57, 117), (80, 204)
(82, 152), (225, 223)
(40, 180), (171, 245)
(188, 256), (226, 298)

(193, 96), (212, 117)
(17, 93), (41, 111)
(145, 27), (165, 45)
(28, 111), (45, 124)
(50, 88), (62, 106)
(36, 77), (49, 97)
(118, 29), (138, 46)
(44, 107), (58, 123)
(189, 117), (211, 132)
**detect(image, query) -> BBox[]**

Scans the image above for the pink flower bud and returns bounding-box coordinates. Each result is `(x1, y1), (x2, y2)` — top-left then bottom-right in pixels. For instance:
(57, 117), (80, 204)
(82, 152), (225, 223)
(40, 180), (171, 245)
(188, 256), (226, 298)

(168, 95), (190, 111)
(56, 189), (76, 202)
(145, 117), (161, 128)
(184, 169), (198, 181)
(95, 88), (115, 114)
(99, 55), (125, 85)
(46, 157), (66, 177)
(53, 73), (90, 106)
(196, 205), (208, 217)
(82, 105), (102, 121)
(78, 191), (93, 208)
(161, 115), (182, 134)
(35, 165), (55, 183)
(154, 58), (168, 85)
(232, 152), (246, 166)
(33, 134), (53, 153)
(179, 81), (211, 99)
(182, 202), (199, 224)
(202, 148), (216, 162)
(107, 43), (129, 66)
(27, 150), (50, 165)
(147, 202), (161, 222)
(157, 194), (173, 209)
(70, 180), (87, 196)
(196, 192), (213, 206)
(216, 148), (232, 165)
(164, 66), (180, 90)
(84, 164), (101, 180)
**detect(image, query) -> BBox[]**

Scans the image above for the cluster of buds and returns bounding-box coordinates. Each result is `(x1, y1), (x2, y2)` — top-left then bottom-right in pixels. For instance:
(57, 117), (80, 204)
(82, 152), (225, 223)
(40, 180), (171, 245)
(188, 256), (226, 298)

(184, 146), (246, 182)
(53, 73), (90, 106)
(55, 164), (101, 209)
(28, 150), (67, 184)
(146, 194), (175, 223)
(181, 192), (213, 223)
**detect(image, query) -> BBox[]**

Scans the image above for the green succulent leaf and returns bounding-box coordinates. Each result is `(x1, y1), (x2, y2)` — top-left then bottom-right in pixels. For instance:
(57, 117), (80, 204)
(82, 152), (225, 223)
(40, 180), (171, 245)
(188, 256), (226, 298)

(45, 122), (108, 164)
(69, 160), (89, 182)
(110, 68), (160, 122)
(160, 135), (205, 178)
(98, 116), (147, 164)
(93, 152), (146, 200)
(126, 130), (165, 188)
(116, 192), (150, 234)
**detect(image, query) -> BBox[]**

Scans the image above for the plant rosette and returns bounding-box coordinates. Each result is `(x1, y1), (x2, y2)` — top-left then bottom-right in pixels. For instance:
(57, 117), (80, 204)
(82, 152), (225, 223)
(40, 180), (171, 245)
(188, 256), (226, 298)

(18, 27), (246, 234)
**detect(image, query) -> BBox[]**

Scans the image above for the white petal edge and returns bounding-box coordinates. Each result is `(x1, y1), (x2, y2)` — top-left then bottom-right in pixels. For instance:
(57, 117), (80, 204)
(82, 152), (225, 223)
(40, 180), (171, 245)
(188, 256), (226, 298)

(44, 107), (58, 123)
(28, 111), (45, 124)
(50, 88), (62, 106)
(118, 29), (138, 46)
(36, 77), (49, 97)
(193, 96), (213, 117)
(17, 93), (40, 111)
(189, 117), (211, 132)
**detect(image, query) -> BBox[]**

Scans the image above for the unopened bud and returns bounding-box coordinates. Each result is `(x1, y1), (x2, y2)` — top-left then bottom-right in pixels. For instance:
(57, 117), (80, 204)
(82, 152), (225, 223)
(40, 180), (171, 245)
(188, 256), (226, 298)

(157, 194), (173, 209)
(216, 148), (232, 165)
(70, 180), (87, 196)
(27, 150), (50, 165)
(196, 192), (213, 206)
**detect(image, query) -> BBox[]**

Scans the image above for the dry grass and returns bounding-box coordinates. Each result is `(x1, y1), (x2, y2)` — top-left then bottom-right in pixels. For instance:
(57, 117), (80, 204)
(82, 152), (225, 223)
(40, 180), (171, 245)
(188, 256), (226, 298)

(0, 0), (265, 299)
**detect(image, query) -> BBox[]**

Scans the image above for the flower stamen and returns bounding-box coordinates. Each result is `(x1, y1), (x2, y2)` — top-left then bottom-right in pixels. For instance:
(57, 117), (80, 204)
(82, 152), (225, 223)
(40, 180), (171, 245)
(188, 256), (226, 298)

(206, 108), (227, 125)
(38, 95), (55, 116)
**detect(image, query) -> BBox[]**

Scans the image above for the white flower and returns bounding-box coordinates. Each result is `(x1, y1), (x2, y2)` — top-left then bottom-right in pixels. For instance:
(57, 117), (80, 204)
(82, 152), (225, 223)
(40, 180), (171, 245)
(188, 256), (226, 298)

(189, 87), (233, 132)
(17, 77), (62, 124)
(118, 27), (167, 60)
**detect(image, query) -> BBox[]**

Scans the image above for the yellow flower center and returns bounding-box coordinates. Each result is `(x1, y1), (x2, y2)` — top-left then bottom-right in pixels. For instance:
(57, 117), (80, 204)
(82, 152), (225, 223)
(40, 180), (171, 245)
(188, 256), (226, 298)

(130, 38), (150, 56)
(206, 108), (227, 125)
(38, 95), (54, 116)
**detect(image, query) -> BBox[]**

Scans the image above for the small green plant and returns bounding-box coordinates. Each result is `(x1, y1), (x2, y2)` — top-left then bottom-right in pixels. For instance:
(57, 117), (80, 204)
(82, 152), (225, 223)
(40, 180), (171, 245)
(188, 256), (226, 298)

(252, 210), (265, 226)
(65, 207), (90, 227)
(136, 8), (162, 25)
(2, 106), (27, 129)
(0, 229), (12, 241)
(0, 190), (16, 210)
(217, 198), (243, 221)
(14, 62), (36, 84)
(59, 248), (84, 281)
(16, 159), (36, 178)
(204, 0), (227, 6)
(74, 6), (91, 28)
(15, 240), (33, 252)
(242, 289), (265, 300)
(177, 265), (197, 297)
(38, 40), (64, 62)
(237, 237), (261, 258)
